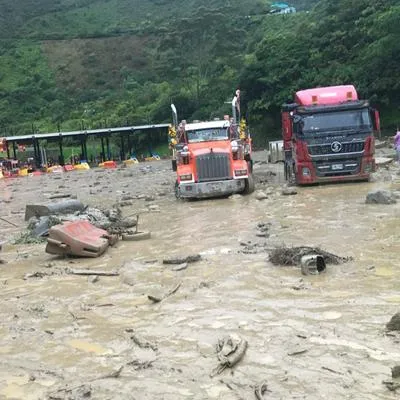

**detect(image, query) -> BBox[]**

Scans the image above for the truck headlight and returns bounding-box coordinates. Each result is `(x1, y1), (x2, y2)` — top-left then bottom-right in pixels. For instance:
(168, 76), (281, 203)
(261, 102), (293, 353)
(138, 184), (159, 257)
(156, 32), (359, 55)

(302, 167), (311, 176)
(180, 174), (192, 181)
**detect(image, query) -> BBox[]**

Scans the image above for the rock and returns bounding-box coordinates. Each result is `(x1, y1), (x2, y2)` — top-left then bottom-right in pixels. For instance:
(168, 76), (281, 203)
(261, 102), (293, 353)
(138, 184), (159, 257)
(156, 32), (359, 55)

(120, 269), (135, 286)
(88, 275), (99, 284)
(255, 191), (268, 200)
(386, 312), (400, 331)
(121, 194), (135, 201)
(163, 254), (201, 265)
(366, 190), (397, 205)
(282, 187), (298, 196)
(392, 366), (400, 379)
(375, 157), (394, 167)
(172, 263), (188, 271)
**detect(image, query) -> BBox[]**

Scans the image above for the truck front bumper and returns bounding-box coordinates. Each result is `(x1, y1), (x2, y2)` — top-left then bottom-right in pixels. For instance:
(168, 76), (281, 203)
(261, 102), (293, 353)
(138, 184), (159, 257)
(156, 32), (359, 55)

(178, 179), (245, 198)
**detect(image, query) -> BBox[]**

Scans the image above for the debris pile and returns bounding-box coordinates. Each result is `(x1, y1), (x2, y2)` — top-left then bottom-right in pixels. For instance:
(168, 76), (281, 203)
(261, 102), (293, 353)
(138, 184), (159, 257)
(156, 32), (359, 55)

(21, 200), (138, 242)
(269, 246), (351, 266)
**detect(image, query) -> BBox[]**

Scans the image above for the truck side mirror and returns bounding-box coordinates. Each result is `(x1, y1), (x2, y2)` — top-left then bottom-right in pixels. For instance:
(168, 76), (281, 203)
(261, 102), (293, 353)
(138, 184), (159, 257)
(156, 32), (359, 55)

(374, 109), (381, 135)
(370, 108), (381, 138)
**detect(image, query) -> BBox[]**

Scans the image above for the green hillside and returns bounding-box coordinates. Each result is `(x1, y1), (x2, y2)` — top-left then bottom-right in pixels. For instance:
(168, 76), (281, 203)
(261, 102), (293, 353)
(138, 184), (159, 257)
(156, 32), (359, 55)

(0, 0), (398, 144)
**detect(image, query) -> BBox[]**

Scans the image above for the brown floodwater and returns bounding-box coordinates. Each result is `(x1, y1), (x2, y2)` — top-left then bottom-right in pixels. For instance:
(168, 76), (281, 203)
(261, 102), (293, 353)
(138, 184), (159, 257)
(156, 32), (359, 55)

(0, 153), (399, 399)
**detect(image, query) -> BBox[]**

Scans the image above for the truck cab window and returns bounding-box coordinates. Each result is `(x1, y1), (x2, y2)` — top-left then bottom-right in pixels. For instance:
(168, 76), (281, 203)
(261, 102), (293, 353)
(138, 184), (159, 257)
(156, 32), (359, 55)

(301, 109), (372, 135)
(187, 128), (229, 143)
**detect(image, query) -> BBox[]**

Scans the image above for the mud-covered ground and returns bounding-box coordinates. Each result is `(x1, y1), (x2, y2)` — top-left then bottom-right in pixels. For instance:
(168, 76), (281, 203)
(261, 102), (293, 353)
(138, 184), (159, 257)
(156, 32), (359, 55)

(0, 150), (400, 399)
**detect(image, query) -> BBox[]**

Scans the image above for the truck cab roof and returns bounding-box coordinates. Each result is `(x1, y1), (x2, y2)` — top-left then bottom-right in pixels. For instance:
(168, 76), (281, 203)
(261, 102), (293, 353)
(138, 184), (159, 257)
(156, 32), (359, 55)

(295, 85), (358, 106)
(184, 120), (230, 131)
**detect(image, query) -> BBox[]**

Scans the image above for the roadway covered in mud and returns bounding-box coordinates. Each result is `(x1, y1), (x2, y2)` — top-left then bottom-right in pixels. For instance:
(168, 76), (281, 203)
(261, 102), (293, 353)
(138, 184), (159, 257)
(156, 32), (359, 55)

(0, 151), (399, 399)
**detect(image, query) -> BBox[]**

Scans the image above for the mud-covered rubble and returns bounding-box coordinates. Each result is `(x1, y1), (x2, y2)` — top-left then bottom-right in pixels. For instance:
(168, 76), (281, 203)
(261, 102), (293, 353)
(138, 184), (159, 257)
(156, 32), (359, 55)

(18, 202), (139, 244)
(2, 152), (400, 399)
(268, 245), (352, 266)
(366, 189), (398, 204)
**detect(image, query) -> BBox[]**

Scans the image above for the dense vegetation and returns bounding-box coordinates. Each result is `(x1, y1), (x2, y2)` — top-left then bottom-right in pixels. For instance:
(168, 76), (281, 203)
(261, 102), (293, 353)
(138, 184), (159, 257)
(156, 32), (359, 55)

(0, 0), (398, 149)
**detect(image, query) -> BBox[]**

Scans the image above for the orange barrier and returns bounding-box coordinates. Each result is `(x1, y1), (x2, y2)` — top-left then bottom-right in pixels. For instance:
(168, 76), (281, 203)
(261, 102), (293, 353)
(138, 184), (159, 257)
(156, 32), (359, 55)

(46, 220), (115, 258)
(63, 164), (74, 172)
(99, 160), (117, 169)
(29, 171), (43, 176)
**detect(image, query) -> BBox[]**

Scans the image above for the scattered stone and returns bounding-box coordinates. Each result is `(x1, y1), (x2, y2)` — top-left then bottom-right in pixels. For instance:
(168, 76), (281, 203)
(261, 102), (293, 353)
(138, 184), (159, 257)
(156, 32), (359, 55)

(127, 359), (154, 370)
(256, 222), (271, 238)
(366, 189), (397, 205)
(255, 191), (268, 201)
(131, 333), (158, 352)
(121, 195), (135, 201)
(172, 263), (188, 271)
(163, 254), (201, 265)
(392, 366), (400, 379)
(48, 384), (91, 400)
(383, 380), (400, 392)
(282, 187), (297, 196)
(386, 312), (400, 331)
(88, 275), (99, 284)
(375, 157), (393, 167)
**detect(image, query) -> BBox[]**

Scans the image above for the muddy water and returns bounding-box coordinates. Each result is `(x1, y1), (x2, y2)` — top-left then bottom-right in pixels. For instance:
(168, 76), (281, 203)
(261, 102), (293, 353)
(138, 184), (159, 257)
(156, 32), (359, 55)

(0, 155), (399, 399)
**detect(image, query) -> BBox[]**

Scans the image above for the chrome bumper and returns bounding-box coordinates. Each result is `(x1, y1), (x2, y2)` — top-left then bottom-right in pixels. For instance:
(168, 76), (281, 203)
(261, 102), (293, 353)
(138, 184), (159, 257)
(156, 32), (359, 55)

(178, 179), (245, 198)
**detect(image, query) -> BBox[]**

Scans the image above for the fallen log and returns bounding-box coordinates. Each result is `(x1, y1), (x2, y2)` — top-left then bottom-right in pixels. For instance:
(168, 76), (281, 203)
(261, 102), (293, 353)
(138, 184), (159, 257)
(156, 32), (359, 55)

(67, 268), (119, 276)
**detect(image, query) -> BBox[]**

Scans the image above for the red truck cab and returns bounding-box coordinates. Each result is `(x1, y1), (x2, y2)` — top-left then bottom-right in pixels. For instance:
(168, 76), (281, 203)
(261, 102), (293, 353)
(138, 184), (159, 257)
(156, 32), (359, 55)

(282, 85), (380, 184)
(169, 94), (254, 199)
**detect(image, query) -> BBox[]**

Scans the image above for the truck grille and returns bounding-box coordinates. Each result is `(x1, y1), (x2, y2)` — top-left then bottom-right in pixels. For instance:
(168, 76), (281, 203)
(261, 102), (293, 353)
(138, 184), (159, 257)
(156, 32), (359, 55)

(315, 158), (360, 177)
(196, 153), (231, 182)
(308, 141), (364, 156)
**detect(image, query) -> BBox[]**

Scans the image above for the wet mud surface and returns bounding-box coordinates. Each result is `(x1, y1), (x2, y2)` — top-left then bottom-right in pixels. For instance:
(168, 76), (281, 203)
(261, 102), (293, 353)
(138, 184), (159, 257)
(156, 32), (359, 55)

(0, 151), (400, 399)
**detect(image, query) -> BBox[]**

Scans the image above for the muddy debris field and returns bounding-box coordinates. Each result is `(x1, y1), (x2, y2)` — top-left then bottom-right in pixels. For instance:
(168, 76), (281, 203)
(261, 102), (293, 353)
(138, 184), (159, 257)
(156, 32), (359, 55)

(0, 151), (400, 399)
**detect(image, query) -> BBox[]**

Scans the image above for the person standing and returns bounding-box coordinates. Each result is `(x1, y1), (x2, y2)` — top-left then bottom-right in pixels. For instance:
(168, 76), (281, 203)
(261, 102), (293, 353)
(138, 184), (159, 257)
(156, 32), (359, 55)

(394, 129), (400, 164)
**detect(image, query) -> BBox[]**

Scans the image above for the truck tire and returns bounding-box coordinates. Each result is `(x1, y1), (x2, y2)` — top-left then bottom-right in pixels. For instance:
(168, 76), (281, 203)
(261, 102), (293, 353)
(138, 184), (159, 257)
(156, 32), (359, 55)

(242, 174), (255, 195)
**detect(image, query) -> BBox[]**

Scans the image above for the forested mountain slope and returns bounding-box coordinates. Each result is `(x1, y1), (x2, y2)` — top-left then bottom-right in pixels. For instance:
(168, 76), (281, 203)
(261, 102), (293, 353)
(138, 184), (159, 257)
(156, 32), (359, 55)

(0, 0), (397, 143)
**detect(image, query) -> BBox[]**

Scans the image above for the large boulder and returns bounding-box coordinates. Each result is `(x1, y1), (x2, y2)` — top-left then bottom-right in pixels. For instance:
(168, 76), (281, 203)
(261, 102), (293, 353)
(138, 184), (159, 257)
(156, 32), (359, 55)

(386, 312), (400, 331)
(365, 189), (397, 205)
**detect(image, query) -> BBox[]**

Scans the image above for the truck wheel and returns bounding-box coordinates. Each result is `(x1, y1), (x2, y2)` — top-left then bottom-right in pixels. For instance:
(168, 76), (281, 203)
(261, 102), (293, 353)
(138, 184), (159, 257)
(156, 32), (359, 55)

(242, 174), (255, 195)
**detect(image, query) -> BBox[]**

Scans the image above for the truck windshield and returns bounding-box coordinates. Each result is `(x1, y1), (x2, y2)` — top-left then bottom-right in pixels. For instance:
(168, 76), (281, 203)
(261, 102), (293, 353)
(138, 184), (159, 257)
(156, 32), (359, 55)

(298, 108), (372, 135)
(186, 128), (229, 143)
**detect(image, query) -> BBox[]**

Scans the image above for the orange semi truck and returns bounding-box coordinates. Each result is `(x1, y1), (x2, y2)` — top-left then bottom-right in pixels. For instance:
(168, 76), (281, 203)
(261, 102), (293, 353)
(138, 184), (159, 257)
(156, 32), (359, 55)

(282, 85), (381, 184)
(169, 92), (254, 199)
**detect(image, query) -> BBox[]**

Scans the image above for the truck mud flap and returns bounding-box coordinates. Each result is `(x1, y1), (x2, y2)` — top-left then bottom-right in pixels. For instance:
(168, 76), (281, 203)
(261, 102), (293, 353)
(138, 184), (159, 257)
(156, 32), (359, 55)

(45, 220), (114, 258)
